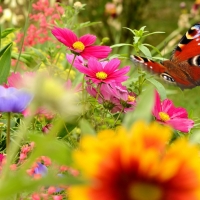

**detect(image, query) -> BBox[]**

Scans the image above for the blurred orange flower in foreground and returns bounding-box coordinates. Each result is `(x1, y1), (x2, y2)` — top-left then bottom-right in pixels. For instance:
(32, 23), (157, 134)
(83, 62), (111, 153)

(69, 121), (200, 200)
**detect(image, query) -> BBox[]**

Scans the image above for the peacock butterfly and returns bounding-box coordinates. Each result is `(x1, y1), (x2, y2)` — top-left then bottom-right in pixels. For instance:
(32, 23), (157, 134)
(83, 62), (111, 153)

(131, 23), (200, 89)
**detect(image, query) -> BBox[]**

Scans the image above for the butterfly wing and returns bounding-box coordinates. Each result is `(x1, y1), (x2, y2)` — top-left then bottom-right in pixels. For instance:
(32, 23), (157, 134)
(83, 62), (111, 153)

(171, 23), (200, 61)
(131, 55), (177, 84)
(131, 23), (200, 89)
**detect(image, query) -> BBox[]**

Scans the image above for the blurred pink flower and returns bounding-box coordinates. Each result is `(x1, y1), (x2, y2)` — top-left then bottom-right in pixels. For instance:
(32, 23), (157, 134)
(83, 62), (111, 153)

(87, 83), (136, 113)
(6, 72), (35, 89)
(0, 154), (5, 164)
(52, 27), (112, 59)
(64, 79), (82, 93)
(153, 91), (194, 133)
(71, 57), (130, 84)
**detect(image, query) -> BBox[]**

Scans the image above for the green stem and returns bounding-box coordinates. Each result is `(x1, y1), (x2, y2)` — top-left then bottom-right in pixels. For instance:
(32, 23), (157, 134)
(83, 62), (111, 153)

(81, 75), (86, 115)
(113, 110), (123, 127)
(14, 0), (33, 72)
(96, 83), (102, 101)
(66, 54), (76, 81)
(6, 112), (11, 151)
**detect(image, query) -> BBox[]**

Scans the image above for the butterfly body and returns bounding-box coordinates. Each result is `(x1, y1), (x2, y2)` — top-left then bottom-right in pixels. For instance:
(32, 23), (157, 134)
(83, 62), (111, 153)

(131, 23), (200, 89)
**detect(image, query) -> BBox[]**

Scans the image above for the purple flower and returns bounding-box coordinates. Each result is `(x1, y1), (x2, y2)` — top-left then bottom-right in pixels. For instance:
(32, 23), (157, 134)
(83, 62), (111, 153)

(0, 86), (33, 113)
(34, 163), (48, 176)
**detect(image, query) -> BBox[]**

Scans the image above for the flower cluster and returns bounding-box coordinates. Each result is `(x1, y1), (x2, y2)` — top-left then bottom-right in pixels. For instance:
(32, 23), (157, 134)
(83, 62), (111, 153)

(15, 0), (64, 48)
(52, 27), (136, 114)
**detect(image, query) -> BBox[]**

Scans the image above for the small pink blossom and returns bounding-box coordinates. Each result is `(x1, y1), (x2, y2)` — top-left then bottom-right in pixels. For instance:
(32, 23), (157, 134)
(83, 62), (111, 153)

(87, 83), (136, 113)
(0, 154), (5, 164)
(52, 195), (63, 200)
(32, 193), (41, 200)
(42, 124), (52, 134)
(48, 186), (57, 195)
(152, 91), (194, 133)
(6, 72), (35, 89)
(52, 27), (112, 59)
(64, 79), (82, 93)
(70, 57), (130, 84)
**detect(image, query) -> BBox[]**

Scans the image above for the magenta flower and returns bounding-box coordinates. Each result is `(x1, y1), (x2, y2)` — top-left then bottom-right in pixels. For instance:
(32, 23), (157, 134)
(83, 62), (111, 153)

(69, 56), (130, 84)
(87, 83), (136, 113)
(51, 27), (112, 59)
(153, 91), (194, 132)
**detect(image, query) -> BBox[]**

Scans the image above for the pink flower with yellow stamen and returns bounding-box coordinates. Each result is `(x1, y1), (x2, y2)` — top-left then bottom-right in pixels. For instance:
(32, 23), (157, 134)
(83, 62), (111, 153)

(51, 27), (112, 59)
(153, 91), (194, 133)
(68, 121), (200, 200)
(69, 56), (130, 84)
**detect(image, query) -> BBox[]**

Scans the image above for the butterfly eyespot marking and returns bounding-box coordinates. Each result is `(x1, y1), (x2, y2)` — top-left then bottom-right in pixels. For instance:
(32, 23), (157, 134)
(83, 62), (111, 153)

(160, 73), (175, 83)
(186, 25), (200, 39)
(189, 55), (200, 66)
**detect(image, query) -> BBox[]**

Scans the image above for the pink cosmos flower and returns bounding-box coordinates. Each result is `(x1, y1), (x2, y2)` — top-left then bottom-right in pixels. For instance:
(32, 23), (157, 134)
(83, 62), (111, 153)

(87, 83), (136, 113)
(69, 56), (130, 84)
(152, 91), (194, 133)
(51, 27), (112, 59)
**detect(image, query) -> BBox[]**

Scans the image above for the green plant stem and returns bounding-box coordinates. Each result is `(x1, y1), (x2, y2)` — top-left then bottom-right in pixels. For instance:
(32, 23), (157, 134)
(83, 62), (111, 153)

(14, 0), (33, 72)
(96, 83), (102, 101)
(113, 111), (122, 127)
(6, 112), (11, 151)
(66, 54), (76, 81)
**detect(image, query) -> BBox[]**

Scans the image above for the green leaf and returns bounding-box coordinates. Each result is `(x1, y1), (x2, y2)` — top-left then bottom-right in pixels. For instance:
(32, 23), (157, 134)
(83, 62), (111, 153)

(0, 43), (12, 84)
(12, 52), (38, 68)
(111, 43), (133, 48)
(147, 78), (167, 99)
(79, 119), (95, 135)
(1, 28), (17, 39)
(123, 86), (154, 129)
(138, 44), (152, 57)
(27, 133), (72, 166)
(0, 43), (11, 57)
(78, 21), (101, 29)
(144, 31), (165, 37)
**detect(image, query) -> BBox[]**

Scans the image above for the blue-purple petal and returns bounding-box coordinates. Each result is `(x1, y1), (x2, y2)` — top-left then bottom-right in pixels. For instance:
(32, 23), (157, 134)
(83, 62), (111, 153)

(0, 86), (33, 113)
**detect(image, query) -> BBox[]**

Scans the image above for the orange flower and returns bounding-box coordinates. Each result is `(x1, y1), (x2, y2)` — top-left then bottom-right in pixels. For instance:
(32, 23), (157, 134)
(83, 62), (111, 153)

(69, 121), (200, 200)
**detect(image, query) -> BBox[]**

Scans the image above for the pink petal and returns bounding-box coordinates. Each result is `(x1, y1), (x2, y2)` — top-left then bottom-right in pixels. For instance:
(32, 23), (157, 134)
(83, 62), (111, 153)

(152, 91), (162, 119)
(167, 118), (194, 132)
(108, 66), (130, 77)
(81, 45), (112, 59)
(79, 34), (96, 46)
(170, 107), (188, 119)
(104, 58), (121, 74)
(103, 75), (129, 83)
(87, 57), (103, 73)
(51, 27), (78, 47)
(7, 72), (23, 88)
(162, 99), (176, 114)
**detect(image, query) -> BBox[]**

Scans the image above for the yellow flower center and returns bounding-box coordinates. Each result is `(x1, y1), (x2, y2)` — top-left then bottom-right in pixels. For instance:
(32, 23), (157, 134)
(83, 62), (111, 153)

(127, 95), (135, 102)
(96, 71), (108, 80)
(72, 41), (85, 51)
(159, 112), (170, 122)
(129, 182), (163, 200)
